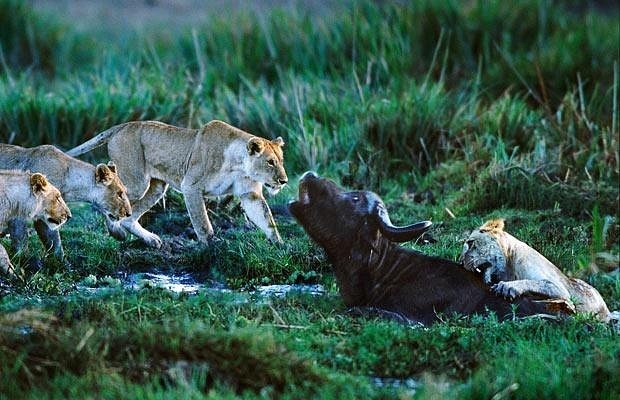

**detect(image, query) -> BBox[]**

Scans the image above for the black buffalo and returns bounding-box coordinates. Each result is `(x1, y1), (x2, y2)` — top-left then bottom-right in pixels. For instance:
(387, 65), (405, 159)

(288, 172), (565, 325)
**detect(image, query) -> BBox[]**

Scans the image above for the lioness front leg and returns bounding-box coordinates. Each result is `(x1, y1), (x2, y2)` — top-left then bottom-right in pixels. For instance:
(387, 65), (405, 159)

(492, 279), (571, 301)
(105, 215), (128, 241)
(33, 219), (65, 260)
(0, 244), (16, 277)
(240, 193), (282, 243)
(7, 218), (28, 254)
(182, 189), (214, 243)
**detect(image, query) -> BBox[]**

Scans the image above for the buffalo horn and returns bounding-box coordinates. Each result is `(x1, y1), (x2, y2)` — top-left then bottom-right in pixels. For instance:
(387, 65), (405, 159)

(374, 203), (432, 242)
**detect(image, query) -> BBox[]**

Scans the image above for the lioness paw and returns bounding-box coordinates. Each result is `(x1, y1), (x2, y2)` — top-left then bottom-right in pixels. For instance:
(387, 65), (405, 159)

(106, 220), (128, 241)
(492, 281), (522, 300)
(143, 233), (163, 249)
(267, 230), (283, 245)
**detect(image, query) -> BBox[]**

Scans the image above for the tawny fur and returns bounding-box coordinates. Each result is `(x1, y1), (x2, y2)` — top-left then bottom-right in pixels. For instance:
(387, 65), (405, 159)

(460, 219), (612, 321)
(0, 171), (71, 276)
(0, 144), (131, 258)
(67, 120), (288, 247)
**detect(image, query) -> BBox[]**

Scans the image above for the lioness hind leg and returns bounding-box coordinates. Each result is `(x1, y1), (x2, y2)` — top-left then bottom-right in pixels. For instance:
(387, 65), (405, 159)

(240, 193), (282, 243)
(120, 178), (168, 248)
(33, 219), (65, 260)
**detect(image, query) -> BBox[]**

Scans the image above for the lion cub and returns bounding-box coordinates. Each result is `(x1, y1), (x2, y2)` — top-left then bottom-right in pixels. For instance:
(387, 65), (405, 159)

(0, 144), (132, 259)
(0, 171), (71, 277)
(67, 120), (288, 248)
(460, 219), (612, 321)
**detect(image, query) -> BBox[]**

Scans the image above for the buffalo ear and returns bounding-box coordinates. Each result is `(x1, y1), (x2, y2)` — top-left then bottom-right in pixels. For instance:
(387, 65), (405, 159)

(30, 173), (49, 195)
(272, 137), (284, 147)
(247, 137), (265, 155)
(95, 164), (114, 186)
(106, 161), (117, 174)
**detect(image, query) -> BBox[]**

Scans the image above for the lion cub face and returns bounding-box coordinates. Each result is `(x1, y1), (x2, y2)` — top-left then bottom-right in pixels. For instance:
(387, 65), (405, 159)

(93, 163), (132, 221)
(459, 219), (508, 284)
(31, 173), (72, 230)
(246, 137), (288, 195)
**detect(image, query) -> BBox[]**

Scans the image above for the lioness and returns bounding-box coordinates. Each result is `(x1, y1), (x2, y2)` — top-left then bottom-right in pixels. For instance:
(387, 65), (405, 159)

(0, 171), (71, 276)
(67, 120), (288, 247)
(460, 219), (612, 321)
(0, 144), (132, 259)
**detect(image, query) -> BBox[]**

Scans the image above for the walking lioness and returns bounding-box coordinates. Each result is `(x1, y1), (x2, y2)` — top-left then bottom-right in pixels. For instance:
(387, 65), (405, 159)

(67, 120), (288, 247)
(0, 171), (71, 276)
(0, 144), (132, 259)
(460, 219), (613, 321)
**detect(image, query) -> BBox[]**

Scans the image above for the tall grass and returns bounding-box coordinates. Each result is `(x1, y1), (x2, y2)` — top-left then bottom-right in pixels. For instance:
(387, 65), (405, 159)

(0, 0), (617, 206)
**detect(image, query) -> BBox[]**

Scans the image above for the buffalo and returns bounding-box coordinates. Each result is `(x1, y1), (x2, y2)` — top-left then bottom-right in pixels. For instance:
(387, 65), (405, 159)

(288, 172), (568, 325)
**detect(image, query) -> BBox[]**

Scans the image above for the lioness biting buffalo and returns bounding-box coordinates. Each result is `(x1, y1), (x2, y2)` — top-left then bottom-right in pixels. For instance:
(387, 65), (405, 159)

(460, 219), (613, 322)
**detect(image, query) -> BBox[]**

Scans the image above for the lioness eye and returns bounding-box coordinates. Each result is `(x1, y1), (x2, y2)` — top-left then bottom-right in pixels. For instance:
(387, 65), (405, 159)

(267, 159), (276, 167)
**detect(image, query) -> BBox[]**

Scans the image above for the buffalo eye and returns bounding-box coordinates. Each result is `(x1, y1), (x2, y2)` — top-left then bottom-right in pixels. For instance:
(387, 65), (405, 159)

(351, 195), (360, 203)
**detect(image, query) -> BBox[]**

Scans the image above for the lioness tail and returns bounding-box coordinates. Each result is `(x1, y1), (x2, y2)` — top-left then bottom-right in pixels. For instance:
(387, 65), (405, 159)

(66, 123), (128, 157)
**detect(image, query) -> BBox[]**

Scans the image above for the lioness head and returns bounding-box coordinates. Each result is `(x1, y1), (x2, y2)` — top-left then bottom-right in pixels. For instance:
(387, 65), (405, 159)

(31, 173), (72, 230)
(459, 219), (508, 284)
(246, 136), (288, 195)
(92, 163), (132, 221)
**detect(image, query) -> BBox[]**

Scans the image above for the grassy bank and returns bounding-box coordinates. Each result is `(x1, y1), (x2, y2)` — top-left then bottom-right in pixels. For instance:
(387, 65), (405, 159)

(0, 0), (618, 398)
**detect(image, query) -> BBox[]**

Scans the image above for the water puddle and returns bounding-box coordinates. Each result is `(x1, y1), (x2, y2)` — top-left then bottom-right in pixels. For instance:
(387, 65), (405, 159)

(126, 272), (210, 294)
(253, 284), (325, 298)
(79, 270), (326, 301)
(371, 377), (419, 394)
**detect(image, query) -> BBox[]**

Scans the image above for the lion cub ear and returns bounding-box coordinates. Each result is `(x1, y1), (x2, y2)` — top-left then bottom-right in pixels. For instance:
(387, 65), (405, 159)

(247, 137), (265, 156)
(30, 173), (49, 195)
(106, 161), (117, 174)
(95, 164), (114, 186)
(480, 218), (505, 233)
(272, 137), (285, 147)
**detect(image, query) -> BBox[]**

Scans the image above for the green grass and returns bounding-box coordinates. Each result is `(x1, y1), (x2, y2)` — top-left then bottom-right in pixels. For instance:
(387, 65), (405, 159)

(0, 0), (618, 398)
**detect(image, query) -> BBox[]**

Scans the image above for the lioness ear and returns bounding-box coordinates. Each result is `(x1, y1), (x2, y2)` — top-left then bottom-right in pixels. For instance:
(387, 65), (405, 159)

(95, 164), (114, 186)
(480, 218), (505, 233)
(30, 173), (49, 195)
(106, 161), (117, 174)
(247, 137), (265, 156)
(272, 137), (284, 147)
